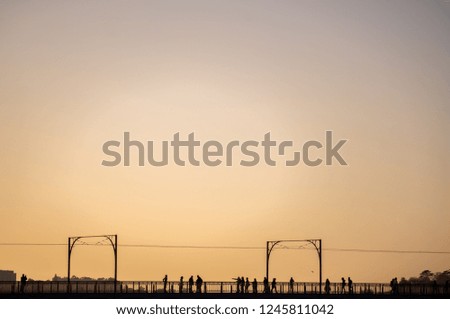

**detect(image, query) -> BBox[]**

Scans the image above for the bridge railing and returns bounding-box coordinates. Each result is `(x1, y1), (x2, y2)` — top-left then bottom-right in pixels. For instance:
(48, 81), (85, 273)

(0, 281), (447, 296)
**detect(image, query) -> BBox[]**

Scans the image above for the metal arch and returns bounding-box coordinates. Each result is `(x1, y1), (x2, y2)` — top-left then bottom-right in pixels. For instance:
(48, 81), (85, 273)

(68, 234), (118, 293)
(266, 239), (322, 294)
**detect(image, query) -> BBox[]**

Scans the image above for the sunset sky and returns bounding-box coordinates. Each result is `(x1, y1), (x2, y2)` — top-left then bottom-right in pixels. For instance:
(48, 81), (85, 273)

(0, 0), (449, 283)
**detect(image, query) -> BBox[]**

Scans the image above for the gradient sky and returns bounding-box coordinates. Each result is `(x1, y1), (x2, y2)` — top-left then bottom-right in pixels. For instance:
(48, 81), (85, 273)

(0, 0), (449, 283)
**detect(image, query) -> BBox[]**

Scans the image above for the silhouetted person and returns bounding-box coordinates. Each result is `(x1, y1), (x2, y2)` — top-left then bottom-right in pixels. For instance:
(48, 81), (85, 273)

(179, 276), (184, 293)
(195, 275), (203, 293)
(348, 277), (353, 294)
(236, 277), (240, 293)
(325, 279), (331, 295)
(271, 278), (278, 293)
(289, 277), (295, 293)
(188, 276), (194, 293)
(235, 277), (241, 293)
(394, 277), (398, 295)
(20, 274), (27, 294)
(163, 275), (168, 293)
(390, 277), (398, 295)
(245, 277), (250, 293)
(240, 276), (245, 293)
(341, 277), (346, 294)
(252, 278), (258, 294)
(263, 277), (269, 293)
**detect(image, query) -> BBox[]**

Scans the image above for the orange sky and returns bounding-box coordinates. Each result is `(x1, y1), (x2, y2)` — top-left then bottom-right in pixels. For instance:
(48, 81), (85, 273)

(0, 0), (449, 283)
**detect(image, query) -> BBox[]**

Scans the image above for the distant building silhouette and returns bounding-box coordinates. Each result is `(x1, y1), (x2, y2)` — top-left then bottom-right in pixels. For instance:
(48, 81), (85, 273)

(0, 270), (16, 281)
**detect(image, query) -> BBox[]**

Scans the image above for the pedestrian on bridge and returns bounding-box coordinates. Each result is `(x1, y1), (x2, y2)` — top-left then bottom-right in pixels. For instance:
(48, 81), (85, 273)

(348, 277), (353, 294)
(20, 274), (27, 294)
(179, 276), (184, 293)
(263, 277), (269, 293)
(188, 276), (194, 293)
(252, 278), (258, 294)
(163, 275), (168, 293)
(234, 277), (241, 293)
(341, 277), (346, 294)
(196, 275), (203, 293)
(289, 277), (295, 293)
(245, 277), (250, 293)
(271, 278), (278, 293)
(325, 279), (331, 294)
(240, 277), (245, 293)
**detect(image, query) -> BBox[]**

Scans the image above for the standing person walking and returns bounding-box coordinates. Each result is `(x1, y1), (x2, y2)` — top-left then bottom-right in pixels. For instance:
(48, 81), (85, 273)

(188, 276), (194, 293)
(289, 277), (295, 294)
(179, 276), (184, 293)
(20, 274), (27, 294)
(271, 278), (278, 293)
(162, 275), (168, 293)
(341, 277), (346, 294)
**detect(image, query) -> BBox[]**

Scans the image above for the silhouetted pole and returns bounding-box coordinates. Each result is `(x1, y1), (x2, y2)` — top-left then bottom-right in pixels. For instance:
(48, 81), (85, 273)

(266, 241), (269, 280)
(67, 237), (71, 293)
(67, 234), (118, 293)
(114, 235), (118, 293)
(266, 241), (280, 281)
(319, 239), (322, 294)
(266, 239), (322, 294)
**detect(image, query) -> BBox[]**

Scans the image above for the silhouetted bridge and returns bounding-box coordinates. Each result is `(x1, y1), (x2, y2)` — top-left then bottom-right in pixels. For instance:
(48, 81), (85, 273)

(0, 281), (448, 297)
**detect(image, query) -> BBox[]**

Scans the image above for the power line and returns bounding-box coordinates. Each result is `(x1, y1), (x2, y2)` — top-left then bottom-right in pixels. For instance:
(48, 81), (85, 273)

(0, 243), (65, 246)
(0, 242), (449, 254)
(120, 244), (263, 250)
(324, 248), (450, 254)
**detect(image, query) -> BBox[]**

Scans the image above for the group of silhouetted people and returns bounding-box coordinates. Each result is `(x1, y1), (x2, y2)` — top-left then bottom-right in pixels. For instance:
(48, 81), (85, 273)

(322, 277), (353, 294)
(340, 277), (353, 294)
(173, 275), (445, 296)
(162, 275), (302, 294)
(312, 277), (354, 295)
(234, 276), (354, 294)
(159, 276), (286, 294)
(235, 276), (276, 294)
(234, 277), (251, 293)
(162, 275), (204, 293)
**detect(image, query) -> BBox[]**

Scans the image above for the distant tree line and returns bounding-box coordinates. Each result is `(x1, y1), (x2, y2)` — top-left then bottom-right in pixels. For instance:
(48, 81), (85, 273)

(52, 274), (114, 282)
(400, 269), (450, 285)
